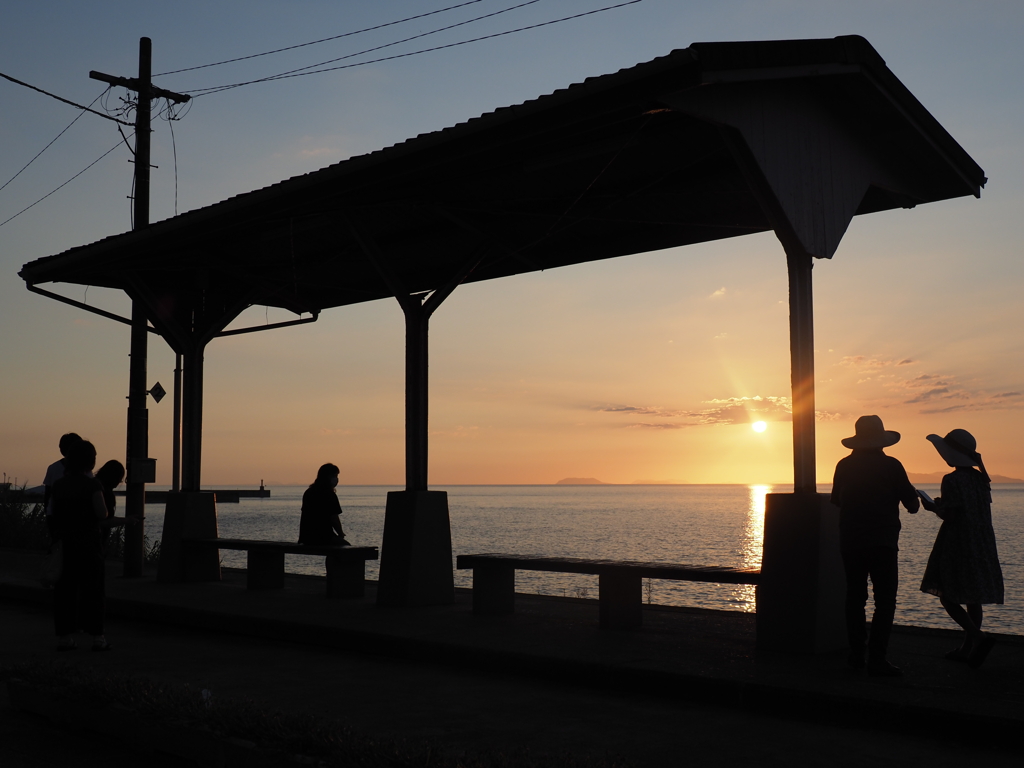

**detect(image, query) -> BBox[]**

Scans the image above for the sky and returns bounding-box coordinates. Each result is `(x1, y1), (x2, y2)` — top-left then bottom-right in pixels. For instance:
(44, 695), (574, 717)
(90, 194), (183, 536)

(1, 1), (1022, 487)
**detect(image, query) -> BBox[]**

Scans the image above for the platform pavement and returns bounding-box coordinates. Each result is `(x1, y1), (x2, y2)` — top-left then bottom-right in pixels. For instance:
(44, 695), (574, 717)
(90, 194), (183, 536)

(1, 547), (1022, 766)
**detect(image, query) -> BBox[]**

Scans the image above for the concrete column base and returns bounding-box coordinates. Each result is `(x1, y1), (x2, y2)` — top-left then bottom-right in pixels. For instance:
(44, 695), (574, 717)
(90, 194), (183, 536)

(756, 492), (846, 653)
(376, 490), (455, 607)
(156, 491), (222, 584)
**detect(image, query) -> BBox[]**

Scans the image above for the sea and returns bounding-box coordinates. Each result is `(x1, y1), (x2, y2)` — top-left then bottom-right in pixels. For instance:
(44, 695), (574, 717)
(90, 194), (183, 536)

(138, 483), (1024, 636)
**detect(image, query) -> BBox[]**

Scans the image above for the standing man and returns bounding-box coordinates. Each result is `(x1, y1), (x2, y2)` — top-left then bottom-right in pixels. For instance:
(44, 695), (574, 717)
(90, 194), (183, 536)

(831, 415), (920, 677)
(42, 433), (83, 541)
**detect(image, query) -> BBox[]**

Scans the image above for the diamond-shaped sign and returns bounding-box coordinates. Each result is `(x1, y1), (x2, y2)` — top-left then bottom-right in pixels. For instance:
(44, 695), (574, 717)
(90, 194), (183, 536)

(148, 382), (166, 403)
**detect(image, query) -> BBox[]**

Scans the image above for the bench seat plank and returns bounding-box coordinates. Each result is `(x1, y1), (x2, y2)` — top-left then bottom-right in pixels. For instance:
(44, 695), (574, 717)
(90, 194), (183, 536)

(183, 538), (377, 598)
(457, 554), (760, 584)
(457, 553), (760, 629)
(187, 538), (378, 559)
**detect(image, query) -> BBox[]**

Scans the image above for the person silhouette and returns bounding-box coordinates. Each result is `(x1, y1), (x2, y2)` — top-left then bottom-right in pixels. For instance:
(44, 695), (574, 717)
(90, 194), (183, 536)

(51, 440), (111, 651)
(299, 463), (349, 546)
(830, 415), (919, 676)
(42, 432), (83, 540)
(94, 459), (127, 556)
(919, 429), (1004, 668)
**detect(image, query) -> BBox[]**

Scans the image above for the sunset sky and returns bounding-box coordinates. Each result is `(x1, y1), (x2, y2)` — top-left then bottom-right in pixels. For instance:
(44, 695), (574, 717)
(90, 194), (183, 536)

(2, 1), (1022, 487)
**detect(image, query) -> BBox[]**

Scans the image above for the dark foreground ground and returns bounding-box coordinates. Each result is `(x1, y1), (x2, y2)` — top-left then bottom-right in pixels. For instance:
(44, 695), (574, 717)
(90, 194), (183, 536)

(1, 549), (1021, 767)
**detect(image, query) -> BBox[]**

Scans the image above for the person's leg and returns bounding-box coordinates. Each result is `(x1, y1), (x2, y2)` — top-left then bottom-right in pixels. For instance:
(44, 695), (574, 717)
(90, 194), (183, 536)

(841, 546), (869, 667)
(52, 548), (79, 646)
(940, 597), (985, 663)
(967, 603), (983, 630)
(940, 597), (979, 635)
(80, 552), (106, 638)
(866, 546), (899, 673)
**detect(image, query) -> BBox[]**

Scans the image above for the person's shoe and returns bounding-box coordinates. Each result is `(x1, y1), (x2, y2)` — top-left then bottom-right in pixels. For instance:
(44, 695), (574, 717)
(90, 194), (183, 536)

(944, 646), (971, 662)
(55, 637), (77, 652)
(968, 635), (995, 669)
(866, 659), (902, 677)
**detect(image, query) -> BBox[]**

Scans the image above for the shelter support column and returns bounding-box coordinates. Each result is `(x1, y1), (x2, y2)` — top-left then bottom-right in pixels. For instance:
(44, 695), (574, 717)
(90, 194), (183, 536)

(378, 296), (455, 607)
(351, 223), (485, 607)
(157, 341), (220, 583)
(180, 345), (205, 493)
(405, 299), (429, 492)
(787, 249), (816, 494)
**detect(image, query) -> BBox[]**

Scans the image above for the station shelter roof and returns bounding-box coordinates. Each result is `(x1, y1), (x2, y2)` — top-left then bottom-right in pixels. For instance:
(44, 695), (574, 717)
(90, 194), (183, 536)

(20, 35), (985, 326)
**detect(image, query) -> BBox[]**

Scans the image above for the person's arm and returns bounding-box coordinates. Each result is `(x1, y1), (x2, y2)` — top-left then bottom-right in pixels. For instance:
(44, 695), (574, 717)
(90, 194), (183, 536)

(894, 462), (920, 514)
(829, 462), (843, 507)
(92, 490), (109, 521)
(329, 494), (346, 540)
(932, 474), (961, 521)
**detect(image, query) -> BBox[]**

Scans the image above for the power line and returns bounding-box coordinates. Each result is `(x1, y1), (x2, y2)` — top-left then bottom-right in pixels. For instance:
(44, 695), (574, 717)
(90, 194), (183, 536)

(189, 0), (642, 97)
(0, 89), (110, 194)
(0, 71), (133, 126)
(155, 0), (489, 77)
(211, 0), (545, 88)
(0, 136), (130, 229)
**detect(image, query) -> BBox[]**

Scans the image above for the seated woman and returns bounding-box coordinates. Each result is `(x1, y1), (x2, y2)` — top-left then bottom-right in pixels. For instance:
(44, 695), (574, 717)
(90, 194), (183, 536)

(298, 463), (349, 546)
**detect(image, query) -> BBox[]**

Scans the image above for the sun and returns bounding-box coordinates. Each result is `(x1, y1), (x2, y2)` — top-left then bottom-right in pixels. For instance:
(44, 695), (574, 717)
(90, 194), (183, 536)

(751, 421), (767, 433)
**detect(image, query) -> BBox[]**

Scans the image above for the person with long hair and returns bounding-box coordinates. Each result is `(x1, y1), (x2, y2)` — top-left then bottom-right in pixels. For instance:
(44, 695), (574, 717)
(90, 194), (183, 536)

(919, 429), (1004, 668)
(94, 459), (126, 555)
(299, 463), (349, 546)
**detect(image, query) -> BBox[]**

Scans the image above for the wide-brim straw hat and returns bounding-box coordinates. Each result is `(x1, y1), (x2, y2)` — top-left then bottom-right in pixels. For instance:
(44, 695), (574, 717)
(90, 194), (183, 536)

(927, 429), (981, 467)
(842, 415), (901, 449)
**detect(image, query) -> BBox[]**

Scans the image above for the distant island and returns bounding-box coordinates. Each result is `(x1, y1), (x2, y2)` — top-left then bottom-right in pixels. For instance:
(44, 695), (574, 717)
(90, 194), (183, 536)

(556, 477), (609, 485)
(908, 471), (1024, 484)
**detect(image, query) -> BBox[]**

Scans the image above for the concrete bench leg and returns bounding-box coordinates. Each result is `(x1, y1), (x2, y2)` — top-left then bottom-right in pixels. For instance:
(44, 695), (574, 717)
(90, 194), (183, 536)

(247, 550), (285, 590)
(326, 555), (366, 599)
(472, 565), (515, 615)
(599, 572), (642, 629)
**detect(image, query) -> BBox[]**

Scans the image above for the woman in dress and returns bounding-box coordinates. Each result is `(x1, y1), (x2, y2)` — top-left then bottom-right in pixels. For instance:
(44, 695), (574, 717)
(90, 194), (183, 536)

(919, 429), (1004, 668)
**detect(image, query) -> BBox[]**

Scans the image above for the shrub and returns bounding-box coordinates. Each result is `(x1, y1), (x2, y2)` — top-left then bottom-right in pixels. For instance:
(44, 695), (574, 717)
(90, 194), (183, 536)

(106, 526), (162, 568)
(0, 485), (49, 550)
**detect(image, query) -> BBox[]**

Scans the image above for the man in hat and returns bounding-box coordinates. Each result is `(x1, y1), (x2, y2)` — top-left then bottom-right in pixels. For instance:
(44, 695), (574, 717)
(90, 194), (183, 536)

(831, 415), (920, 676)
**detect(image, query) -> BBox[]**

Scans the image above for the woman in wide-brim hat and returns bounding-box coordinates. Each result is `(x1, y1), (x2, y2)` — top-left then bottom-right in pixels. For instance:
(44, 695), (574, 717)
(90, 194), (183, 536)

(919, 429), (1004, 668)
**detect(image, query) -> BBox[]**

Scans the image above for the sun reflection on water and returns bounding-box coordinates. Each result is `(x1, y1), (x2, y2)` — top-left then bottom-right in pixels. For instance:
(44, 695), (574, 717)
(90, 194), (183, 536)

(732, 484), (771, 611)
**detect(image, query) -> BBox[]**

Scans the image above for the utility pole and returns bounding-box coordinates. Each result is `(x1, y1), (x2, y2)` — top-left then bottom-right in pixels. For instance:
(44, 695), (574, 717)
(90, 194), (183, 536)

(90, 38), (190, 577)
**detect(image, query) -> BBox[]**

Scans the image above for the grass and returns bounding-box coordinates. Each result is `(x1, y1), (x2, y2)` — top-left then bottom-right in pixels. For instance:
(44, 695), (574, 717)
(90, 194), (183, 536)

(0, 484), (160, 568)
(0, 485), (49, 550)
(106, 525), (162, 568)
(1, 662), (632, 768)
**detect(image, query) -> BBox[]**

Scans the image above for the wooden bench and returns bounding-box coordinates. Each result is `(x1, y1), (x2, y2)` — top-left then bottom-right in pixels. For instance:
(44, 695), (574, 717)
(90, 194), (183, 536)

(184, 538), (378, 598)
(457, 553), (761, 629)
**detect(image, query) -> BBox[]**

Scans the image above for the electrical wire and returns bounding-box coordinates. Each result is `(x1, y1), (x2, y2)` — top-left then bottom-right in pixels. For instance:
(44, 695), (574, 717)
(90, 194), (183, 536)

(0, 71), (133, 125)
(154, 0), (488, 76)
(0, 135), (131, 229)
(204, 0), (544, 87)
(0, 89), (111, 194)
(187, 1), (641, 97)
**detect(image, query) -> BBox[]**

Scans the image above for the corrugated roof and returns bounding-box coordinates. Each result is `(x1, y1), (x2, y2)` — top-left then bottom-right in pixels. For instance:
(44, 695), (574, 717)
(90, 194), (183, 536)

(20, 36), (984, 324)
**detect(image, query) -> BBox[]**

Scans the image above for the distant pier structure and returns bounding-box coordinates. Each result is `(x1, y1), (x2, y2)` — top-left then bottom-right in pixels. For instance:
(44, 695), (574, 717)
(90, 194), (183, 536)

(21, 36), (984, 635)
